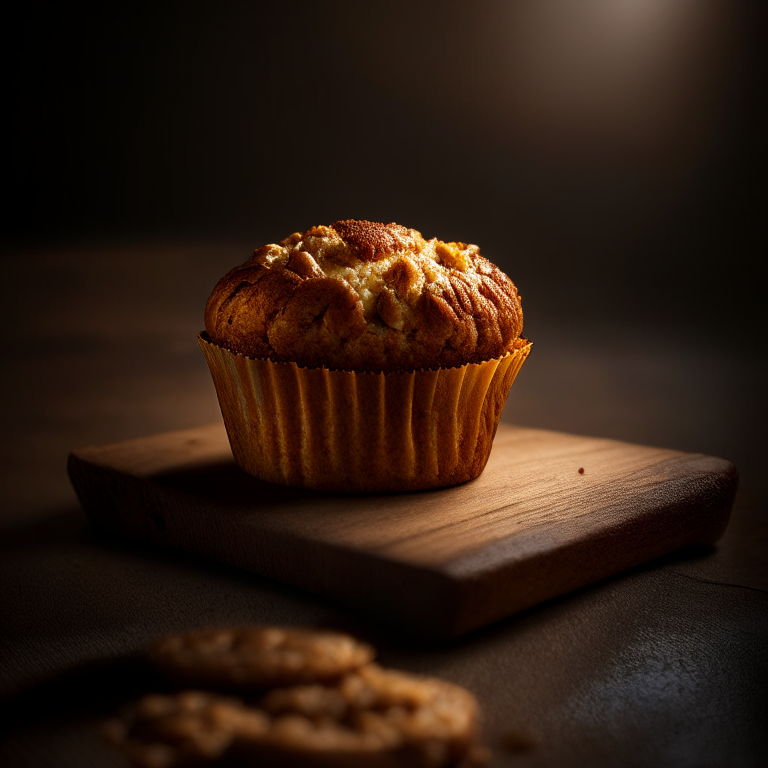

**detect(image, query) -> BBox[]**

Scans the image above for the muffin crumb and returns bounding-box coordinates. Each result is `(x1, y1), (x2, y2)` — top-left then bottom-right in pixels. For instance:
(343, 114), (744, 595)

(501, 729), (539, 753)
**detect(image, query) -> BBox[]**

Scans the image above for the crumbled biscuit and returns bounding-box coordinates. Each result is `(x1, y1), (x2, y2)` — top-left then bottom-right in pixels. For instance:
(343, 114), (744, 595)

(150, 627), (374, 690)
(111, 664), (479, 768)
(205, 220), (523, 372)
(105, 690), (268, 768)
(248, 664), (479, 767)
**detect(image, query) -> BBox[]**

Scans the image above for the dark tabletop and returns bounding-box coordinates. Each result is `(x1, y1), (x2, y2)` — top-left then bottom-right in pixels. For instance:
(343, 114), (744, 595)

(0, 242), (766, 768)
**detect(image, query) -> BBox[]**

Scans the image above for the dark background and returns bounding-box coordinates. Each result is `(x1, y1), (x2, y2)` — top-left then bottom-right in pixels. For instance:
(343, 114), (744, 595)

(3, 0), (765, 520)
(3, 0), (763, 343)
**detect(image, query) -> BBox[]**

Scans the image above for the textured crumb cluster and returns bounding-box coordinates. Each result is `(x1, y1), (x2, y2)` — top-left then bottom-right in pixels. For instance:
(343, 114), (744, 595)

(205, 220), (524, 372)
(106, 627), (485, 768)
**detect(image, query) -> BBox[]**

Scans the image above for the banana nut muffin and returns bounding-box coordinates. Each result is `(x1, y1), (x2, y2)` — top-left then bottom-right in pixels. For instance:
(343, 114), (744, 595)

(199, 219), (531, 491)
(204, 220), (524, 372)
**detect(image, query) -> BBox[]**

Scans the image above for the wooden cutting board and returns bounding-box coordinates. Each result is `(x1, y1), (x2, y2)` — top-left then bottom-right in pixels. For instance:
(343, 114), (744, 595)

(68, 424), (738, 638)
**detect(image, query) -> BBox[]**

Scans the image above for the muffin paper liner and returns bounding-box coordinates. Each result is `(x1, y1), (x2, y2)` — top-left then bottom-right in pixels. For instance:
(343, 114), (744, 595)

(198, 333), (531, 493)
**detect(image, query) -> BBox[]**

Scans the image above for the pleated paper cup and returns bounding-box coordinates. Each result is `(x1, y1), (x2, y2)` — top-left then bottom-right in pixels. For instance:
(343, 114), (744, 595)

(198, 333), (531, 493)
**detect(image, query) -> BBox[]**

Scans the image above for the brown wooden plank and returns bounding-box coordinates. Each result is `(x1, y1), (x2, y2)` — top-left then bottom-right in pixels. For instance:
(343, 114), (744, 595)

(67, 424), (738, 637)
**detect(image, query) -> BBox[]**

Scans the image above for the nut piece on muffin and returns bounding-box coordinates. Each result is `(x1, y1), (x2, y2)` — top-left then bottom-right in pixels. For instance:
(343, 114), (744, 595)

(205, 220), (524, 372)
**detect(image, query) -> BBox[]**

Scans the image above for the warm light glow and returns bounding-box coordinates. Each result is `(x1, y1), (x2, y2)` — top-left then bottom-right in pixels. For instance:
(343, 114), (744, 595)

(478, 0), (730, 165)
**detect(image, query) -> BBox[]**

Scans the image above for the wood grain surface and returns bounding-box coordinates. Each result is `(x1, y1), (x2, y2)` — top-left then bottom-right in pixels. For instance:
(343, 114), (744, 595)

(68, 424), (738, 637)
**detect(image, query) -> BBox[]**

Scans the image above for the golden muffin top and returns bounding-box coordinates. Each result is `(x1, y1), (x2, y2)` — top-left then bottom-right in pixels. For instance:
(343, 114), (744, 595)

(204, 220), (524, 372)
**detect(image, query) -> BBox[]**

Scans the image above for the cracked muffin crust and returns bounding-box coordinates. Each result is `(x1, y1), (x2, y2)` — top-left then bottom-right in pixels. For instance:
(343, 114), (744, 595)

(204, 220), (524, 372)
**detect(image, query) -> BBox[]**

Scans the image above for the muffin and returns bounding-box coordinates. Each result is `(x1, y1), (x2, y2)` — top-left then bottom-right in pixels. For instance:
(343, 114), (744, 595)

(200, 220), (531, 492)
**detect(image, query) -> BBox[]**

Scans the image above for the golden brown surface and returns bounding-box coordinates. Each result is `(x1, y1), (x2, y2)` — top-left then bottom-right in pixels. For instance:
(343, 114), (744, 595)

(103, 691), (254, 767)
(204, 221), (523, 372)
(150, 627), (374, 690)
(106, 664), (478, 768)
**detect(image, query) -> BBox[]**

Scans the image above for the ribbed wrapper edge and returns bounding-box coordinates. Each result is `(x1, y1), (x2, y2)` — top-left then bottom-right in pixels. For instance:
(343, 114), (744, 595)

(198, 333), (531, 493)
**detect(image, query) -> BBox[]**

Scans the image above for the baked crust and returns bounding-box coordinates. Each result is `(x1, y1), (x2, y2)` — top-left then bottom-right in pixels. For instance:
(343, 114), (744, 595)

(204, 220), (523, 372)
(150, 627), (374, 690)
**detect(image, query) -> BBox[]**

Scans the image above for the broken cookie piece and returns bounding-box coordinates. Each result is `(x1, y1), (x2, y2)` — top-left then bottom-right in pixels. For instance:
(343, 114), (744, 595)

(109, 664), (479, 768)
(149, 627), (374, 690)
